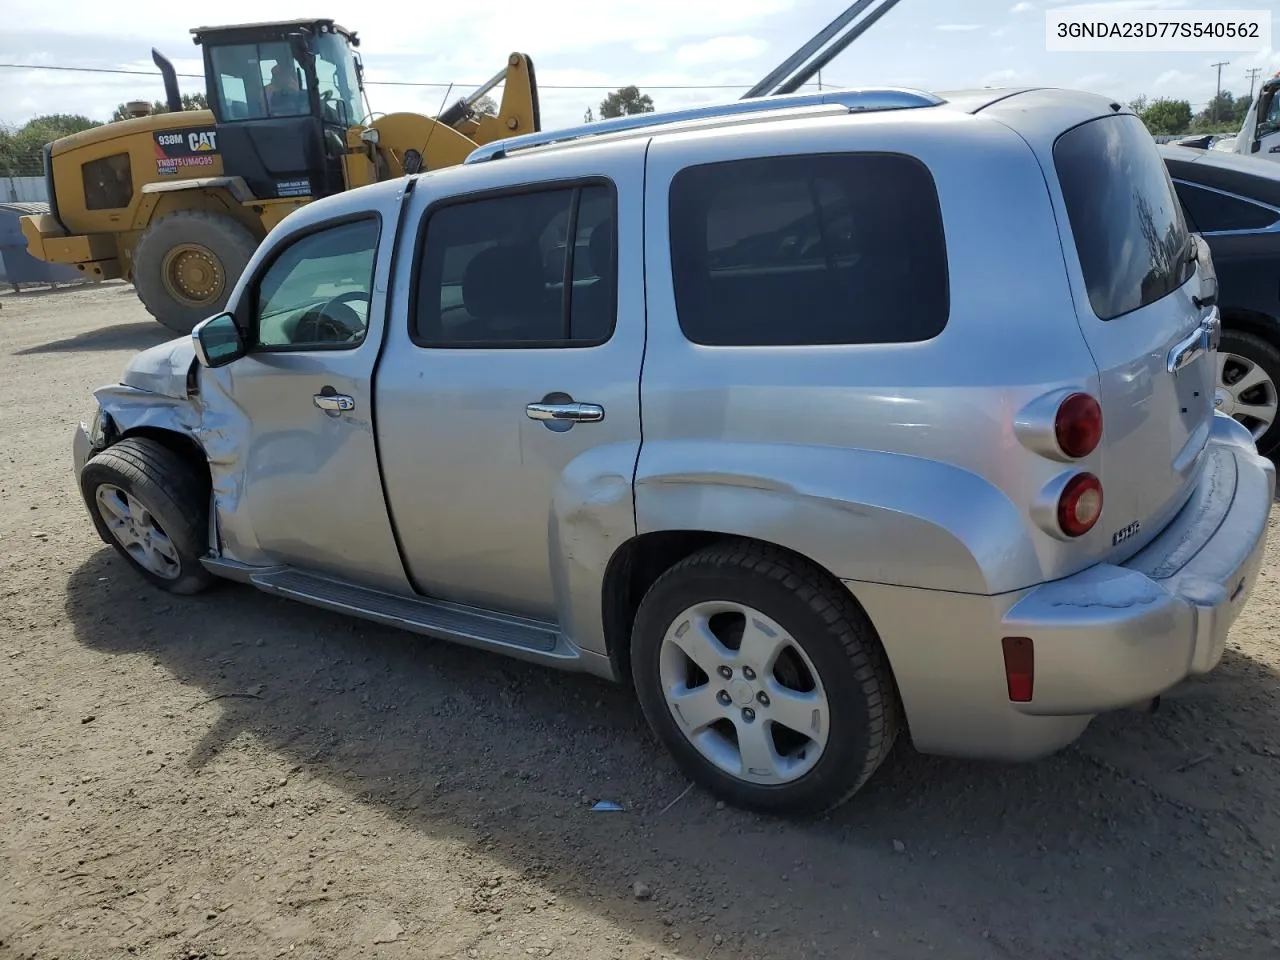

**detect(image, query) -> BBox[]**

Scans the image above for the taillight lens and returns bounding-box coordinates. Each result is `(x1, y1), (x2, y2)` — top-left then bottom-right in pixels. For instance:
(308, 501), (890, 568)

(1058, 472), (1103, 537)
(1055, 393), (1102, 458)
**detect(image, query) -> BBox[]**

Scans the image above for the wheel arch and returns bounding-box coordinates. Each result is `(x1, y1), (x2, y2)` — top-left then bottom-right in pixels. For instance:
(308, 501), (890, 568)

(600, 529), (892, 691)
(1219, 305), (1280, 345)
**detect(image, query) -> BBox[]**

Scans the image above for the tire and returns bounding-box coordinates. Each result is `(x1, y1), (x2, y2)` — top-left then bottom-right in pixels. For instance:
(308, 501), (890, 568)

(132, 210), (259, 335)
(630, 540), (900, 817)
(80, 437), (216, 595)
(1217, 328), (1280, 459)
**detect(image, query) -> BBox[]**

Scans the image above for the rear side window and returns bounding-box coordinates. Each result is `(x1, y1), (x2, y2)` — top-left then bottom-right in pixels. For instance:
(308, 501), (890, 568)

(1172, 181), (1280, 233)
(668, 153), (949, 346)
(1054, 115), (1195, 321)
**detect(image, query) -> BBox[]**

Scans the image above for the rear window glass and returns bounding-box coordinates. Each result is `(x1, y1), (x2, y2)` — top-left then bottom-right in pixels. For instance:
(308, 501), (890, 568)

(1054, 115), (1195, 321)
(668, 153), (949, 346)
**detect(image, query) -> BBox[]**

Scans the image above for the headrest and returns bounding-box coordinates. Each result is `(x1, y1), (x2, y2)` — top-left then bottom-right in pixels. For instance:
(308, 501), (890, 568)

(462, 245), (541, 319)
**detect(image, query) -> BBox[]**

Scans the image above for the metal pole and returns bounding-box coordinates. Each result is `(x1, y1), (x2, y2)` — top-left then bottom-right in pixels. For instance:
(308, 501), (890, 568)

(774, 0), (906, 96)
(1210, 60), (1229, 126)
(463, 66), (510, 108)
(742, 0), (881, 99)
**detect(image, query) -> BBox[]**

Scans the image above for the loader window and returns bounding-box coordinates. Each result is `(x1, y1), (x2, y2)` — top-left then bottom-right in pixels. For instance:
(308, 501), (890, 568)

(314, 32), (362, 126)
(81, 153), (133, 210)
(210, 42), (310, 121)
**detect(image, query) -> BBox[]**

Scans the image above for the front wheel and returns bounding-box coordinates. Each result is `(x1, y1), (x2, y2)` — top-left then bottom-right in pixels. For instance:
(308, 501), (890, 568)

(80, 437), (216, 595)
(630, 541), (900, 817)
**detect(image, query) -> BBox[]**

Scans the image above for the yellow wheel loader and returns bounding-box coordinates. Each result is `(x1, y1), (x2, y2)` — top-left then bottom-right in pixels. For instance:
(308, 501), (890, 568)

(20, 18), (541, 333)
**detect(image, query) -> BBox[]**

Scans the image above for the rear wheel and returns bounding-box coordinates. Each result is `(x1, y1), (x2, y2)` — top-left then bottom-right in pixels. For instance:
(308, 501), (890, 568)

(1216, 328), (1280, 458)
(630, 541), (900, 817)
(132, 210), (259, 335)
(80, 437), (216, 595)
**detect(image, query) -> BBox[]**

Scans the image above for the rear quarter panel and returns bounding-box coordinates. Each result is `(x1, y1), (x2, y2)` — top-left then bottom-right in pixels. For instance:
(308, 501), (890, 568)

(636, 108), (1104, 596)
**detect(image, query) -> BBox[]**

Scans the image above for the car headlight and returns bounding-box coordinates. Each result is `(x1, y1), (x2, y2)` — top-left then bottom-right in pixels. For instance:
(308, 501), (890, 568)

(86, 406), (109, 449)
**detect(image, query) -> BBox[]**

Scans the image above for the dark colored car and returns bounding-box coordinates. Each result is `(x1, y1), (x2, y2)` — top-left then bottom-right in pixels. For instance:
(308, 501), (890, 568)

(1161, 144), (1280, 458)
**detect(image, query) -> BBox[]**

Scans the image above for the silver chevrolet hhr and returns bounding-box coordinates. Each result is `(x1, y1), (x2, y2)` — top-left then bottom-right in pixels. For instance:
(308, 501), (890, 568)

(71, 84), (1275, 816)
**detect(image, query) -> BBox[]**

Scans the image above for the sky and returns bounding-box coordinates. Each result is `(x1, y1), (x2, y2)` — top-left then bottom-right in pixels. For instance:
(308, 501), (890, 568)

(1, 0), (1278, 133)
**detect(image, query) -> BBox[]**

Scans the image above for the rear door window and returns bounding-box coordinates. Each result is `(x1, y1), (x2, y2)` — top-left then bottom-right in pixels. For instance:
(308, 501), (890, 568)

(1054, 114), (1195, 321)
(1172, 181), (1280, 234)
(667, 153), (949, 346)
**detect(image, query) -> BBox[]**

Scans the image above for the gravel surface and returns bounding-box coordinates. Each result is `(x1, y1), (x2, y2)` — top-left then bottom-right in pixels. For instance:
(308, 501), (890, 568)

(3, 281), (1280, 960)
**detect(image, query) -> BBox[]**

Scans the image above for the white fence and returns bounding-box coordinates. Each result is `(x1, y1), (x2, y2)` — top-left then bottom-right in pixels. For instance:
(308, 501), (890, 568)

(2, 177), (48, 204)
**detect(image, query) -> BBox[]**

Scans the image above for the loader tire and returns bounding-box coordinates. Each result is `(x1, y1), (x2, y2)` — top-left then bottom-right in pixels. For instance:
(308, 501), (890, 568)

(133, 210), (259, 335)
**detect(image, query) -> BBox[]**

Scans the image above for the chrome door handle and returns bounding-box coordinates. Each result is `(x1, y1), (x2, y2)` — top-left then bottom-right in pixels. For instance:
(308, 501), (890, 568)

(314, 393), (356, 412)
(1167, 308), (1221, 375)
(525, 402), (604, 423)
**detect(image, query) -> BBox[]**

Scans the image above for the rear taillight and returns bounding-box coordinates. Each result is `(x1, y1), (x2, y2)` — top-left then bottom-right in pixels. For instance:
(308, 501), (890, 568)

(1057, 472), (1103, 537)
(1054, 393), (1102, 458)
(1002, 637), (1034, 702)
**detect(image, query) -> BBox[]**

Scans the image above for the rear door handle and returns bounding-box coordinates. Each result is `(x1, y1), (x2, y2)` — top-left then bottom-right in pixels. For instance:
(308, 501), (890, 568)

(525, 402), (604, 423)
(314, 393), (356, 412)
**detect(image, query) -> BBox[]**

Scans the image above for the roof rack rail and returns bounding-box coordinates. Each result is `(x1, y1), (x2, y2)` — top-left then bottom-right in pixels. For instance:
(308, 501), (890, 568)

(465, 86), (943, 163)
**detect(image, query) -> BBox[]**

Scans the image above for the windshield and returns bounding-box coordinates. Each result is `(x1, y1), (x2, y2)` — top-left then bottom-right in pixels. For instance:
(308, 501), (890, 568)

(313, 32), (363, 126)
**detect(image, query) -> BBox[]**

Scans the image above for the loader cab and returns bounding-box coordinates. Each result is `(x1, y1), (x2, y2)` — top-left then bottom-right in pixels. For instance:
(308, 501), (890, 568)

(193, 18), (365, 201)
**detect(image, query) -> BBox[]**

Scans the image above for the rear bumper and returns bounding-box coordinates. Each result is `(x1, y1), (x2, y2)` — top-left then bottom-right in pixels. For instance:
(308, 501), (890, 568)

(848, 413), (1274, 761)
(1002, 417), (1274, 715)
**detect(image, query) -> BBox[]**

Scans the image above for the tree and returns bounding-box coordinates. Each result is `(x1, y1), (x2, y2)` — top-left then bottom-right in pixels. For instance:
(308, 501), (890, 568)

(1127, 94), (1149, 115)
(0, 114), (101, 175)
(1183, 90), (1253, 134)
(111, 92), (209, 122)
(583, 107), (595, 123)
(1139, 98), (1193, 136)
(472, 95), (498, 116)
(599, 86), (654, 119)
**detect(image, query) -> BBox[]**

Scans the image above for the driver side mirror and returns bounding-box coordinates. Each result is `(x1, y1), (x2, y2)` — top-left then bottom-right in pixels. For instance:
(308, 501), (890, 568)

(192, 312), (247, 368)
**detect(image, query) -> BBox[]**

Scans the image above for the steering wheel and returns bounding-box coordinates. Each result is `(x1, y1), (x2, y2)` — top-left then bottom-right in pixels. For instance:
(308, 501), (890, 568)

(291, 290), (370, 344)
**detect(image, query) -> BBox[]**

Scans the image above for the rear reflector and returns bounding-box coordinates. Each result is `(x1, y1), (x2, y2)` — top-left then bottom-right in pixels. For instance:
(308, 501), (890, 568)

(1002, 636), (1034, 702)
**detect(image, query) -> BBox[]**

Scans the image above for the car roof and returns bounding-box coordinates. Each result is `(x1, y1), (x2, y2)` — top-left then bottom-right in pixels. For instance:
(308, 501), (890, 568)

(1158, 144), (1280, 208)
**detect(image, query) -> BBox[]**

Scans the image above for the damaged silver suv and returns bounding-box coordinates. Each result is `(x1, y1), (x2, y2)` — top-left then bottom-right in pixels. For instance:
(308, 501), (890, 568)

(73, 85), (1275, 816)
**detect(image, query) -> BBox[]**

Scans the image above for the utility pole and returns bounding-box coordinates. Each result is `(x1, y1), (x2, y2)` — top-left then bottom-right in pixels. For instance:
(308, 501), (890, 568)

(1210, 60), (1230, 125)
(1245, 66), (1263, 102)
(817, 69), (823, 91)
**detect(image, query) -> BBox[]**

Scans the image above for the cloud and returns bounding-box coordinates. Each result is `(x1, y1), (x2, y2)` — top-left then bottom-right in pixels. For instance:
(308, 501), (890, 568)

(674, 36), (769, 67)
(936, 24), (983, 31)
(982, 67), (1021, 86)
(1010, 2), (1034, 11)
(1071, 71), (1113, 89)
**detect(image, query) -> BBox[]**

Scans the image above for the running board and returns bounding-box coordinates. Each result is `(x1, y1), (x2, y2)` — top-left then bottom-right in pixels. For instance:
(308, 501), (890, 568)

(202, 559), (577, 663)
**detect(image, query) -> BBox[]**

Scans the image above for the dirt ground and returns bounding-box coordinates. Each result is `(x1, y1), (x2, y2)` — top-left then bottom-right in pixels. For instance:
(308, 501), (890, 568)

(2, 280), (1280, 960)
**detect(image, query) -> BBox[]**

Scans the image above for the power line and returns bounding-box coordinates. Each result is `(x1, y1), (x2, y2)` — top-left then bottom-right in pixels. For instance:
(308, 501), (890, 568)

(1209, 59), (1229, 125)
(0, 61), (834, 91)
(1245, 66), (1263, 101)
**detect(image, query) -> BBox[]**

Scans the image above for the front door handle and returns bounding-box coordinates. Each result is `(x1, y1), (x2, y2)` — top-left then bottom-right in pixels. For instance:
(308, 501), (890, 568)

(314, 393), (356, 412)
(525, 402), (604, 423)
